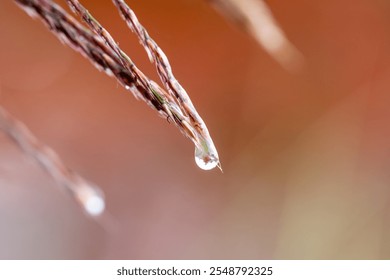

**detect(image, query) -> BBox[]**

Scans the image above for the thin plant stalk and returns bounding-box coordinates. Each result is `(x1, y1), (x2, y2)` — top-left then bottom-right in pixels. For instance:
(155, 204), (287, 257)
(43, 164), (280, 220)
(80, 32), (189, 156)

(209, 0), (303, 71)
(0, 105), (105, 217)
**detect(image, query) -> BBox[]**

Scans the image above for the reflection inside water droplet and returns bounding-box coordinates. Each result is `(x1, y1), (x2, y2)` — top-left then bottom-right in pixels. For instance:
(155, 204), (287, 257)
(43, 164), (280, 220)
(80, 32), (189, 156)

(194, 145), (219, 171)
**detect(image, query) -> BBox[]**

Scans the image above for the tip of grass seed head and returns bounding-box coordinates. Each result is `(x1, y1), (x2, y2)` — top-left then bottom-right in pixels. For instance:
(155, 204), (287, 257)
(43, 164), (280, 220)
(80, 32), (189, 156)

(217, 161), (223, 173)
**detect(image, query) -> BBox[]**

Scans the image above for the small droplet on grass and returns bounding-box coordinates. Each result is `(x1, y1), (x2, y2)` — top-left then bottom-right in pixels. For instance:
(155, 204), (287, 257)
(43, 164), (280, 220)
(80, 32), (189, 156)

(194, 145), (220, 171)
(74, 183), (105, 216)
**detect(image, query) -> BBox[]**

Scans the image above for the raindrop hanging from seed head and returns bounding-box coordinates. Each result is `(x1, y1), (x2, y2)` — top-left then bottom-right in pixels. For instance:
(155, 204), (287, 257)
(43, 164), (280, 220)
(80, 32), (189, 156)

(194, 145), (221, 171)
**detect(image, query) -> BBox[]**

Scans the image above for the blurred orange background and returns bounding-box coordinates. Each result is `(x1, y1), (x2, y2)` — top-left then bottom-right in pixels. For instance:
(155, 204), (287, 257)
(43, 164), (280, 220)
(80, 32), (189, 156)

(1, 0), (390, 259)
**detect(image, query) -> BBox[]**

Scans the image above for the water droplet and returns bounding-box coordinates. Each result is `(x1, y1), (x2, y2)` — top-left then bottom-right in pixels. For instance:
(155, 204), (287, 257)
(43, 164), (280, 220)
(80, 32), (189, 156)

(74, 184), (105, 216)
(194, 145), (219, 171)
(84, 195), (105, 216)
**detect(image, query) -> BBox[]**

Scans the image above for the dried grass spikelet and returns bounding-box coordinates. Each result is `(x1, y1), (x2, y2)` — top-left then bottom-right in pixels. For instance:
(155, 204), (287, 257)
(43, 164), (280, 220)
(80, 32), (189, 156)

(16, 0), (221, 170)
